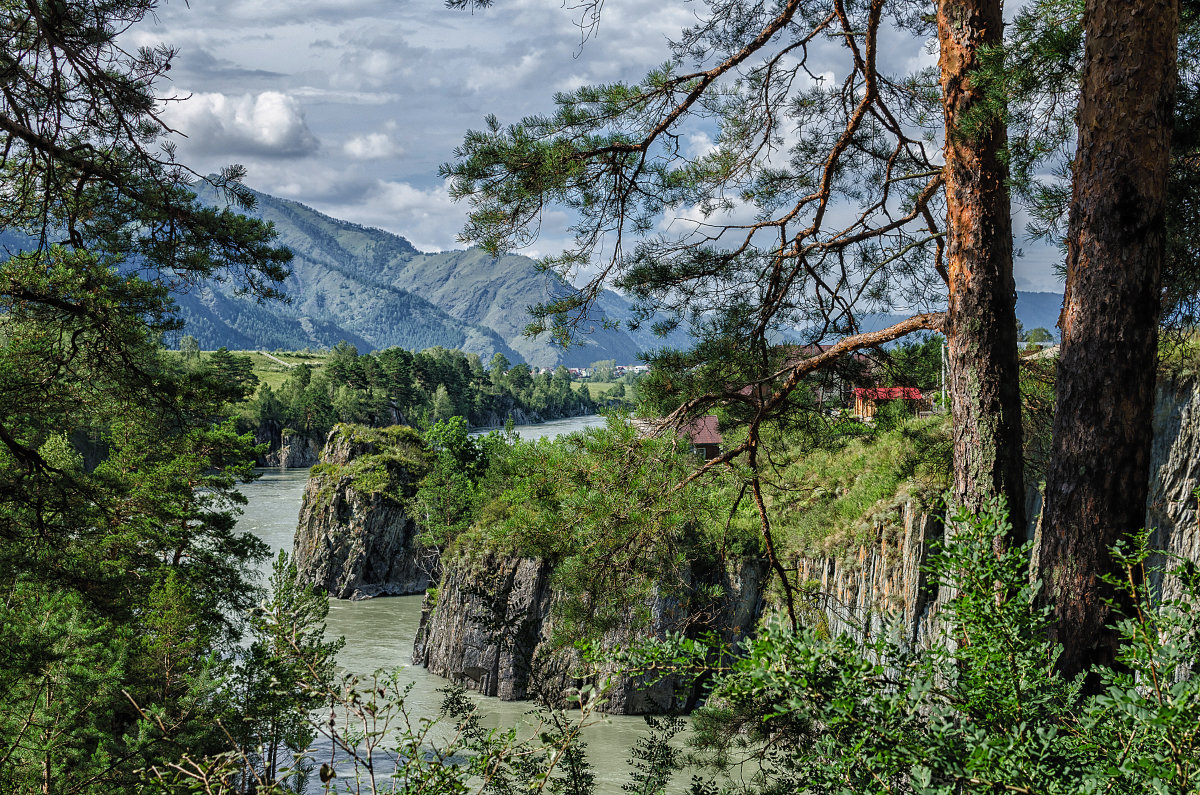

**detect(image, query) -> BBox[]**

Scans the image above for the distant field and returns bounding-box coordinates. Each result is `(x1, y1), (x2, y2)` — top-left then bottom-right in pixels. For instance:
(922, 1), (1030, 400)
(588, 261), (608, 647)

(245, 351), (328, 393)
(574, 381), (618, 400)
(193, 350), (329, 394)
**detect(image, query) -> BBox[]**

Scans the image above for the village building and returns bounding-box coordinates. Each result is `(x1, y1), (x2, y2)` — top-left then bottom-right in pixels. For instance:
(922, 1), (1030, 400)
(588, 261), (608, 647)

(852, 387), (926, 420)
(681, 415), (723, 460)
(632, 414), (723, 461)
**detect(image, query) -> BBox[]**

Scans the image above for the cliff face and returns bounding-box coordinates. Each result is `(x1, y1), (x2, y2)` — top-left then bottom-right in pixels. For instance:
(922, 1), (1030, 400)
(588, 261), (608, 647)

(293, 424), (435, 600)
(798, 377), (1200, 649)
(795, 501), (943, 650)
(1146, 377), (1200, 602)
(264, 430), (322, 468)
(412, 551), (766, 714)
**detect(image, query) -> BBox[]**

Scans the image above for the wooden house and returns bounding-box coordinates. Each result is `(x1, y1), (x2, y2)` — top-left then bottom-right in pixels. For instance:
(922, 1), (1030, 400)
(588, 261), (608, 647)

(853, 386), (925, 419)
(681, 415), (723, 460)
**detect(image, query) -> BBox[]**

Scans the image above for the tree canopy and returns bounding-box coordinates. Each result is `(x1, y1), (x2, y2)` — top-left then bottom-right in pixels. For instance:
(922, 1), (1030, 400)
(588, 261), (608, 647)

(0, 0), (303, 789)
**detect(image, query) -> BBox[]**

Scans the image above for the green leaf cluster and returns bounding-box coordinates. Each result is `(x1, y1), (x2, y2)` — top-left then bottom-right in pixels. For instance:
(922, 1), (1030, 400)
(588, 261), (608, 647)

(417, 417), (760, 643)
(684, 503), (1200, 793)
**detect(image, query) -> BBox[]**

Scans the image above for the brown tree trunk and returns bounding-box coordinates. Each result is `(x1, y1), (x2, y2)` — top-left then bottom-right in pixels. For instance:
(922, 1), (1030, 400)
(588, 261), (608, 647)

(938, 0), (1026, 547)
(1039, 0), (1179, 682)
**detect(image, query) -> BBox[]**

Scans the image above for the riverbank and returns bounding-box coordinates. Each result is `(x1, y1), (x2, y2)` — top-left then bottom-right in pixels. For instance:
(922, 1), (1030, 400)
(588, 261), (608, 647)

(234, 410), (693, 794)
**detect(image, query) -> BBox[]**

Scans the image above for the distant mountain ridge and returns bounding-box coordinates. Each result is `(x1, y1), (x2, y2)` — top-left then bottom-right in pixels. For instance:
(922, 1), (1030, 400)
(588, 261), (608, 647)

(179, 185), (683, 367)
(819, 292), (1063, 342)
(0, 191), (1063, 362)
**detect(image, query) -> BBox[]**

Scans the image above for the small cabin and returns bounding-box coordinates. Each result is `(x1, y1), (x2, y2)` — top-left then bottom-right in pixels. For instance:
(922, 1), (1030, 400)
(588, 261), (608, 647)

(853, 387), (924, 420)
(682, 415), (723, 460)
(631, 415), (724, 460)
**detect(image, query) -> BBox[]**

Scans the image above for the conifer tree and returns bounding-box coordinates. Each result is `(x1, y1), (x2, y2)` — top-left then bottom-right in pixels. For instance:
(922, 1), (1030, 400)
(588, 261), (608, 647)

(0, 0), (294, 789)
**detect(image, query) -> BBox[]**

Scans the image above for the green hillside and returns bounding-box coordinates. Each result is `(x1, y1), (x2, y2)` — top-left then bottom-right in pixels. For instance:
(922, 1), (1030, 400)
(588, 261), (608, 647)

(178, 185), (678, 367)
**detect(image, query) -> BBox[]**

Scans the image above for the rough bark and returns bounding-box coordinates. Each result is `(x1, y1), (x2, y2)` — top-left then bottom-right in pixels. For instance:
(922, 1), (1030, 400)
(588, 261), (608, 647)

(1039, 0), (1179, 681)
(938, 0), (1026, 544)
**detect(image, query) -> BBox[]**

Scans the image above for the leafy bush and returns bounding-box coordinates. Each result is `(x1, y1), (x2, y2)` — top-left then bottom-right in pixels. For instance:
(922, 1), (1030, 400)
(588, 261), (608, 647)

(686, 503), (1200, 793)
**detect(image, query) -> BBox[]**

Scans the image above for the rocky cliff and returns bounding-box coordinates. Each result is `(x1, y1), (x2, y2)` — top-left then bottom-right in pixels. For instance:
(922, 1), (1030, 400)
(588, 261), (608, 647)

(794, 499), (944, 650)
(412, 551), (766, 714)
(1146, 376), (1200, 602)
(293, 424), (435, 599)
(264, 429), (322, 468)
(795, 376), (1200, 649)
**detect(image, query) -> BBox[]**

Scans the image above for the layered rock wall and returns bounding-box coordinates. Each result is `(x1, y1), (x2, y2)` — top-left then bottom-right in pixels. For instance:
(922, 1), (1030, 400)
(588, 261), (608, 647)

(412, 552), (766, 714)
(293, 425), (435, 599)
(794, 502), (943, 650)
(799, 377), (1200, 649)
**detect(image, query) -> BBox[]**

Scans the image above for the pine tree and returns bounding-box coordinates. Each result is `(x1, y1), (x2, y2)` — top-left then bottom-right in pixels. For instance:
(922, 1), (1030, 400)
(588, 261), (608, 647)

(0, 0), (293, 789)
(1039, 0), (1182, 682)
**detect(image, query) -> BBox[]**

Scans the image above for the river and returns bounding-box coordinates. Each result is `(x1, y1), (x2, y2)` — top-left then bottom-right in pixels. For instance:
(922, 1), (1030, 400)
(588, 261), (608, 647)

(234, 414), (707, 793)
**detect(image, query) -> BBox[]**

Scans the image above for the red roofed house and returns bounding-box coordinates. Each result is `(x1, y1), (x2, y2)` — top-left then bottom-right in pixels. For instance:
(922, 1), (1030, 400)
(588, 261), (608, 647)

(630, 415), (724, 460)
(853, 387), (925, 420)
(682, 415), (723, 460)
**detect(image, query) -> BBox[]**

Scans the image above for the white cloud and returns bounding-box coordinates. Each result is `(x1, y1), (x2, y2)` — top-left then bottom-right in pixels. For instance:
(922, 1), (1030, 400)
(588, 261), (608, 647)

(687, 132), (718, 159)
(465, 50), (547, 93)
(165, 91), (320, 157)
(289, 86), (400, 105)
(343, 125), (403, 159)
(312, 180), (468, 253)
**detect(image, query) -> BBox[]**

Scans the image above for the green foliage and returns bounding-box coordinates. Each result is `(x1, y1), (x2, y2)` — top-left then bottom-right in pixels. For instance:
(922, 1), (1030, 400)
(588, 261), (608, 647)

(681, 503), (1200, 794)
(0, 0), (297, 786)
(149, 673), (610, 795)
(622, 714), (684, 795)
(1021, 353), (1058, 484)
(877, 334), (944, 392)
(309, 424), (430, 512)
(419, 417), (755, 642)
(414, 416), (505, 545)
(233, 550), (344, 788)
(754, 416), (951, 559)
(442, 1), (949, 454)
(1022, 326), (1054, 345)
(0, 253), (278, 790)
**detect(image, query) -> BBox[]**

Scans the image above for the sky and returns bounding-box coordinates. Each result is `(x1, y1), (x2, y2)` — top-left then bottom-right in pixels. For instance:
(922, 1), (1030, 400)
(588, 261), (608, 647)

(136, 0), (1064, 293)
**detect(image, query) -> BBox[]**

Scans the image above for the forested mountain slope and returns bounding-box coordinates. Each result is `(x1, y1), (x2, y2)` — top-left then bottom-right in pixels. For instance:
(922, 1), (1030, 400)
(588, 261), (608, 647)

(183, 185), (682, 366)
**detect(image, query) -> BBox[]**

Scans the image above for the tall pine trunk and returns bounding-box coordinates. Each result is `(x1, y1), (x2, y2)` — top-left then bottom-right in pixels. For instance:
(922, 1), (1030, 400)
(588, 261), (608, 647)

(1039, 0), (1179, 681)
(938, 0), (1026, 546)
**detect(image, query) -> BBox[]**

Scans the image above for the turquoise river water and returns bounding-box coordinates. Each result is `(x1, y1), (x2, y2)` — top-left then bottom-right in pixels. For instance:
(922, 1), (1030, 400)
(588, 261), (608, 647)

(234, 415), (726, 793)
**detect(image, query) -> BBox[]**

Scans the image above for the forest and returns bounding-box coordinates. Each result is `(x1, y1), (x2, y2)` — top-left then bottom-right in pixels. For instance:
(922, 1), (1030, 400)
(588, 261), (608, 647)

(222, 341), (600, 456)
(1, 0), (1199, 793)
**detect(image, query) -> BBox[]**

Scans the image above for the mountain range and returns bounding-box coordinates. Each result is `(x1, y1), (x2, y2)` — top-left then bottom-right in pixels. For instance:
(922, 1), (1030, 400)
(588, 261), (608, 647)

(176, 185), (687, 368)
(0, 186), (1065, 364)
(178, 185), (1066, 362)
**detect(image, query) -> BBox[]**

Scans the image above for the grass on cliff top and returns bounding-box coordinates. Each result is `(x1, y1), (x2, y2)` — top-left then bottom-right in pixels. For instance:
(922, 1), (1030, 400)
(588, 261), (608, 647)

(309, 424), (429, 501)
(762, 414), (952, 560)
(1159, 331), (1200, 378)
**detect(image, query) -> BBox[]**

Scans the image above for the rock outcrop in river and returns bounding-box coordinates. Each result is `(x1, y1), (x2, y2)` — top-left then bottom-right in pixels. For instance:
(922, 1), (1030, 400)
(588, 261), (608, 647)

(293, 424), (435, 599)
(412, 551), (766, 714)
(264, 429), (322, 468)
